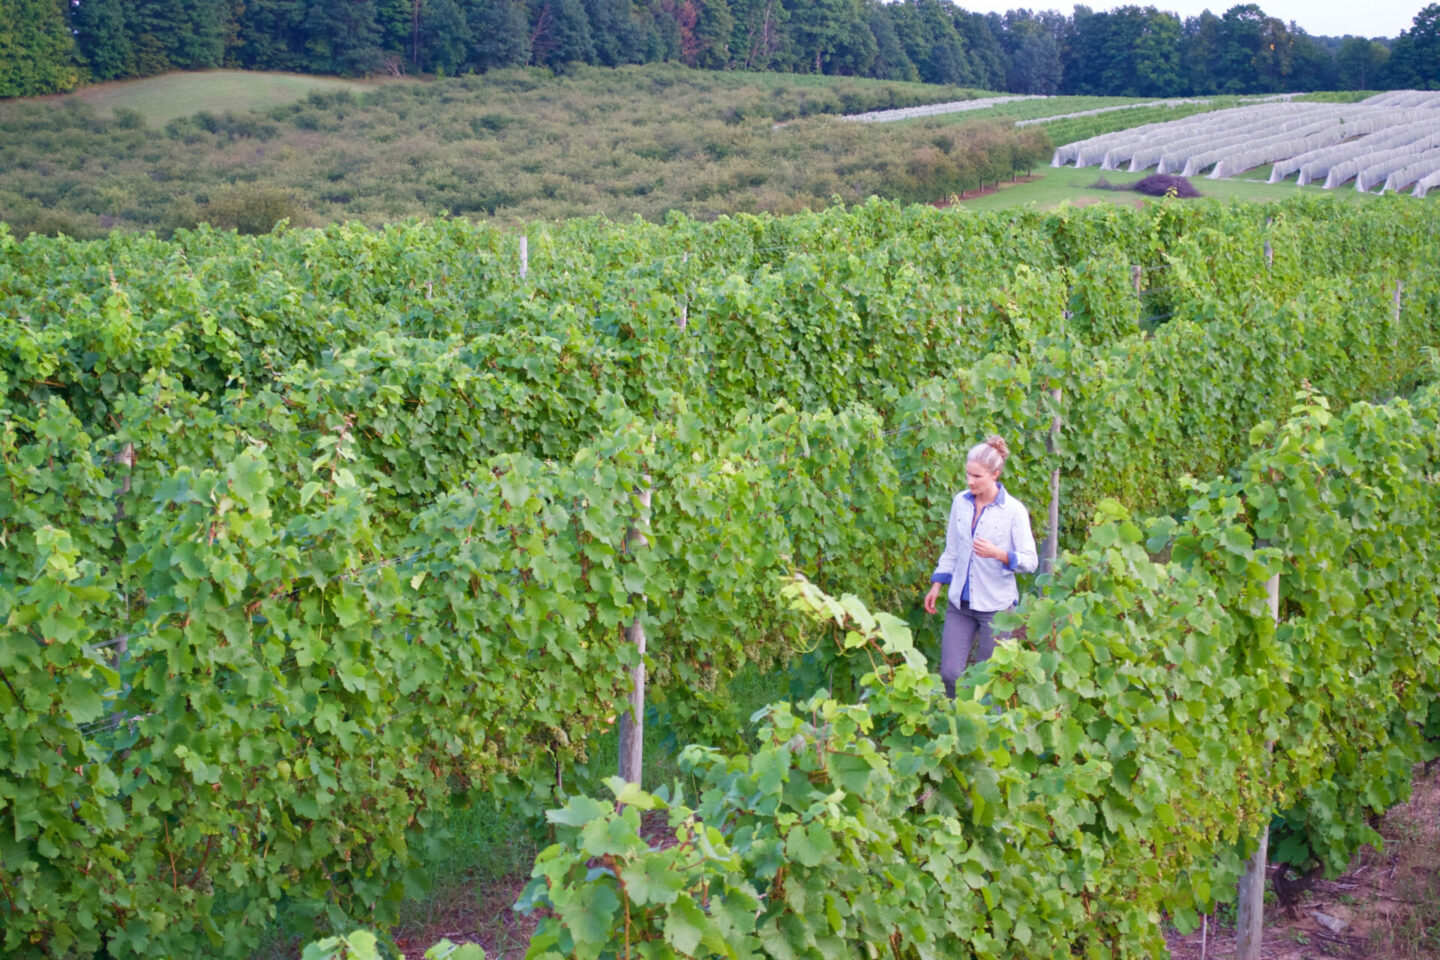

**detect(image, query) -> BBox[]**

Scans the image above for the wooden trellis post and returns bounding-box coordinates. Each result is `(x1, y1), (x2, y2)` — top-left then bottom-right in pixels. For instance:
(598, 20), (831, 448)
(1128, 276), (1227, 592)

(1234, 569), (1281, 960)
(678, 251), (689, 331)
(1041, 387), (1061, 577)
(617, 480), (652, 786)
(519, 234), (528, 280)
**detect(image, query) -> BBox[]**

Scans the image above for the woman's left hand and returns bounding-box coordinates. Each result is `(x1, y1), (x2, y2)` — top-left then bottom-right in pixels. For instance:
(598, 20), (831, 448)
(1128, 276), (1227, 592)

(973, 537), (1007, 562)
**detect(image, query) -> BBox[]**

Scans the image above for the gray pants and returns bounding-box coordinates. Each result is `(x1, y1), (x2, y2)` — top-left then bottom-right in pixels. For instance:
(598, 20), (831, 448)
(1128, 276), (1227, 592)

(941, 601), (996, 699)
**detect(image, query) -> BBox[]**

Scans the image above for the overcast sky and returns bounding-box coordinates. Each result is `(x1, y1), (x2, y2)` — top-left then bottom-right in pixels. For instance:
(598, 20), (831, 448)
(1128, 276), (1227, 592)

(958, 1), (1422, 38)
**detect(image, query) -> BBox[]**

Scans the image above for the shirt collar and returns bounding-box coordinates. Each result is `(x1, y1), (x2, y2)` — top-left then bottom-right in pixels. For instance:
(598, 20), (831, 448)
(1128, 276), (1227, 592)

(963, 483), (1007, 507)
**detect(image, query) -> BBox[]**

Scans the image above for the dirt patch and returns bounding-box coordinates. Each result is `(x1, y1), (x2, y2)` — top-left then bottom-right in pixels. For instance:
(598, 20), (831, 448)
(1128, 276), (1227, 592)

(390, 810), (681, 959)
(1167, 764), (1440, 960)
(392, 872), (540, 960)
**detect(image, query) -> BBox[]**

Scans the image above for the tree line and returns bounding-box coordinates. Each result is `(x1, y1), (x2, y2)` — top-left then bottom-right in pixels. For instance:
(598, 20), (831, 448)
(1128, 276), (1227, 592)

(4, 0), (1439, 101)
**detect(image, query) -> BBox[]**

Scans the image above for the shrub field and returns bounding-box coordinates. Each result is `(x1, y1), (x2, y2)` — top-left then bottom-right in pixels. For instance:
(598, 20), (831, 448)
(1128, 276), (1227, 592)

(0, 65), (1054, 238)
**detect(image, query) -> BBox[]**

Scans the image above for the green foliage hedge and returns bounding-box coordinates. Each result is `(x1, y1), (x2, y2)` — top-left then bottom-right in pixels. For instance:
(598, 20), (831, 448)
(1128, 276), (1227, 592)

(2, 197), (1439, 956)
(525, 383), (1440, 959)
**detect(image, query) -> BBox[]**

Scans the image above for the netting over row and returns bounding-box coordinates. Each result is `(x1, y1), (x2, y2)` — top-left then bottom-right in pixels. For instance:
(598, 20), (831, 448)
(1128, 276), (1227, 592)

(1268, 119), (1440, 184)
(1412, 169), (1440, 198)
(1206, 111), (1425, 178)
(1362, 90), (1440, 110)
(1356, 145), (1440, 192)
(844, 94), (1046, 124)
(1051, 90), (1440, 198)
(1066, 102), (1358, 169)
(1325, 134), (1440, 189)
(1058, 101), (1307, 168)
(1381, 151), (1440, 193)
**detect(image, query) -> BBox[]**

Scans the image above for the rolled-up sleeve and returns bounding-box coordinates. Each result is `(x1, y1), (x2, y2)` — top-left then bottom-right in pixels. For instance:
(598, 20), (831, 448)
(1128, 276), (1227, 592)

(1010, 504), (1039, 575)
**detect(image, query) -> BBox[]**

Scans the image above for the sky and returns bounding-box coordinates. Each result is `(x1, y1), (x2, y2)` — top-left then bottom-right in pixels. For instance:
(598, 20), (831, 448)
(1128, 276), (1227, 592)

(956, 0), (1422, 38)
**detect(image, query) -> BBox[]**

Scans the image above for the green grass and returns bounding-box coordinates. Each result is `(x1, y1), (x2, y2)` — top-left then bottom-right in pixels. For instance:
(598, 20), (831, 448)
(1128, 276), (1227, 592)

(379, 663), (791, 958)
(1295, 90), (1375, 104)
(65, 69), (380, 126)
(415, 660), (791, 888)
(954, 163), (1390, 212)
(877, 94), (1156, 126)
(246, 663), (791, 958)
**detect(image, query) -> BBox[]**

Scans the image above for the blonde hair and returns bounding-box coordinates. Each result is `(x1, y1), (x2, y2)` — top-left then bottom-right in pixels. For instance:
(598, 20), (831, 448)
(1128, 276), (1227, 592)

(966, 435), (1009, 475)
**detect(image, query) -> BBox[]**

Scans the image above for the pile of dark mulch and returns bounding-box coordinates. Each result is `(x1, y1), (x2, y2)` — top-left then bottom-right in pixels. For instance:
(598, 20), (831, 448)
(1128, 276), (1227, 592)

(1089, 173), (1203, 198)
(1132, 173), (1202, 197)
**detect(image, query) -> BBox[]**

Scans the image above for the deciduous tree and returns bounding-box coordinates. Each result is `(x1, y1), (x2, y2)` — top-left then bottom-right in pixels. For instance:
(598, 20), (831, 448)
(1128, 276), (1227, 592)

(0, 0), (78, 96)
(1386, 3), (1440, 88)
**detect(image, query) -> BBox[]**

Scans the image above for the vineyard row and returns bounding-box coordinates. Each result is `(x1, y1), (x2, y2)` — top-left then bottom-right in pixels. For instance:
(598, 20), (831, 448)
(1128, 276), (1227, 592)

(2, 197), (1439, 956)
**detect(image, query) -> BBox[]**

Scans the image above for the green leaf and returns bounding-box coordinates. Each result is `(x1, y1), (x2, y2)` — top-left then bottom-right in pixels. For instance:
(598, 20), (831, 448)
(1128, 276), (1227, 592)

(556, 883), (620, 960)
(752, 746), (789, 796)
(784, 821), (837, 868)
(662, 893), (712, 955)
(62, 680), (105, 725)
(424, 940), (487, 960)
(547, 796), (614, 829)
(620, 855), (686, 907)
(228, 448), (273, 502)
(828, 752), (873, 794)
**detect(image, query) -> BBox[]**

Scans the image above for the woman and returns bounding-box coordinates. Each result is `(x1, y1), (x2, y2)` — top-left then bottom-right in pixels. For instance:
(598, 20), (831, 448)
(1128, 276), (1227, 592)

(923, 435), (1038, 699)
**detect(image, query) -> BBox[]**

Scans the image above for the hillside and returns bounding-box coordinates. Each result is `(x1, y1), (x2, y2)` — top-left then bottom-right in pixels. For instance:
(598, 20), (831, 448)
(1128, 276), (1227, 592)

(7, 66), (1425, 241)
(60, 70), (378, 126)
(1, 65), (1049, 238)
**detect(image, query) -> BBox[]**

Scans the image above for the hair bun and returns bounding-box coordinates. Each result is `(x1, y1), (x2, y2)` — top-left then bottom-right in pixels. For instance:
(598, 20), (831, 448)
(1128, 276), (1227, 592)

(985, 435), (1010, 460)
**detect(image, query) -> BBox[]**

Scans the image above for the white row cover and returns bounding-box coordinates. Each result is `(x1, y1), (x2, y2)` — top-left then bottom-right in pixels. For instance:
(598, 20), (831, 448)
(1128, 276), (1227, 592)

(1382, 151), (1440, 193)
(1139, 108), (1326, 172)
(1188, 114), (1355, 177)
(1051, 99), (1303, 165)
(1018, 93), (1297, 130)
(1313, 126), (1440, 187)
(1269, 117), (1440, 183)
(1412, 169), (1440, 198)
(1052, 90), (1440, 199)
(1356, 145), (1440, 192)
(843, 94), (1046, 124)
(1361, 91), (1440, 110)
(1070, 102), (1355, 169)
(1326, 135), (1440, 189)
(1208, 111), (1422, 179)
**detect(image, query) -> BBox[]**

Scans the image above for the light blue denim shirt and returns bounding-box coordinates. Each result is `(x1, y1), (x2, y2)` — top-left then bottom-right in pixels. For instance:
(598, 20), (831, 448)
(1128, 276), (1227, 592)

(930, 483), (1039, 613)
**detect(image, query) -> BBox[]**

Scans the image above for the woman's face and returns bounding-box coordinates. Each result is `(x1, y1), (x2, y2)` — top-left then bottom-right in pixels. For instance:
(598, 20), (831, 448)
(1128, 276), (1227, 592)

(966, 460), (1000, 501)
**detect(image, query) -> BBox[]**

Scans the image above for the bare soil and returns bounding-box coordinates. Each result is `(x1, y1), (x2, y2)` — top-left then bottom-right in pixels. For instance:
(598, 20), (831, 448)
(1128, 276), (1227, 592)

(391, 810), (680, 960)
(393, 872), (539, 960)
(1167, 765), (1440, 960)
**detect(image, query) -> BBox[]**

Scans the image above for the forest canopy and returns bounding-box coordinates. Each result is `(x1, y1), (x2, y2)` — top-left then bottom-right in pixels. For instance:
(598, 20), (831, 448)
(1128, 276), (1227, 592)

(3, 0), (1438, 100)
